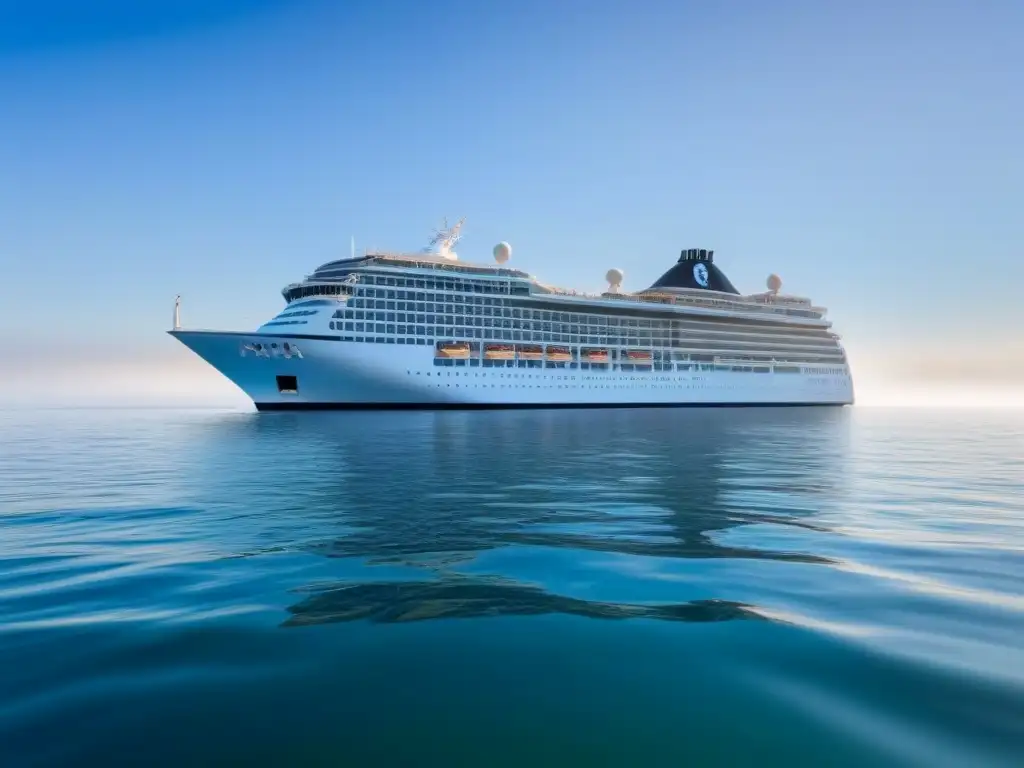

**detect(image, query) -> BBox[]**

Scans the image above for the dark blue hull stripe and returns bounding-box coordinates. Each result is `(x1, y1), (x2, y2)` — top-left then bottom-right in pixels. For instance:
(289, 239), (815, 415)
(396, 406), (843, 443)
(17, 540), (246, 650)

(255, 401), (851, 412)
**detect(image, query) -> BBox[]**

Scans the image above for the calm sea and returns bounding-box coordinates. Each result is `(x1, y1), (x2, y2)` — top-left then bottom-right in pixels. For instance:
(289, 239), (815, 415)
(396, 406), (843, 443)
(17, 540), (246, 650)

(0, 406), (1021, 766)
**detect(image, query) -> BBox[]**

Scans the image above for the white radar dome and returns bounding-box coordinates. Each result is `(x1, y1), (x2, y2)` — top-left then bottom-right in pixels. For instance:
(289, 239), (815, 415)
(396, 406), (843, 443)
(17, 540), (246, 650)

(493, 242), (512, 264)
(606, 268), (624, 291)
(766, 273), (782, 293)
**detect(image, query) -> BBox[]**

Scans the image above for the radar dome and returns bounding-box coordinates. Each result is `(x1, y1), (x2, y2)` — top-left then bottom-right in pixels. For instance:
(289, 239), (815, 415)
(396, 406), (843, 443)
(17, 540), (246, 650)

(493, 242), (512, 264)
(766, 274), (782, 293)
(606, 268), (624, 291)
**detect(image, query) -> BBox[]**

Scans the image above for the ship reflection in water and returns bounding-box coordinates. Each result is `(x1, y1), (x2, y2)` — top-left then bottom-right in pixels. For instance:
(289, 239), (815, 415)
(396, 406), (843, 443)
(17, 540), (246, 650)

(188, 407), (847, 629)
(283, 578), (762, 626)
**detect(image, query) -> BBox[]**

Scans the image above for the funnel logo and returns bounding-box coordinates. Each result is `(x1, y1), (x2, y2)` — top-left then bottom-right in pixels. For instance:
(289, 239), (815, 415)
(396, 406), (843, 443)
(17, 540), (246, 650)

(693, 262), (709, 288)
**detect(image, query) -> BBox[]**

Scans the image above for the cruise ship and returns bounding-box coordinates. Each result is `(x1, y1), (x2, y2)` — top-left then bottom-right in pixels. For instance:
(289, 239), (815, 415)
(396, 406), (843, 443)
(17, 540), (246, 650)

(170, 219), (854, 409)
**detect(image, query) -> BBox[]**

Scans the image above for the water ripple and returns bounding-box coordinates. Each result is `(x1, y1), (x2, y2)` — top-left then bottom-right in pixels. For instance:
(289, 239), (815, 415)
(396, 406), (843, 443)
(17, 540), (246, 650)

(0, 406), (1022, 766)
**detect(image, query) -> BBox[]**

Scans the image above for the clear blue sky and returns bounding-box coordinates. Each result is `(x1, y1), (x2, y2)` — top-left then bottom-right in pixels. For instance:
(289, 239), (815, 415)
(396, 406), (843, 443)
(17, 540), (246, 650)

(1, 0), (1022, 400)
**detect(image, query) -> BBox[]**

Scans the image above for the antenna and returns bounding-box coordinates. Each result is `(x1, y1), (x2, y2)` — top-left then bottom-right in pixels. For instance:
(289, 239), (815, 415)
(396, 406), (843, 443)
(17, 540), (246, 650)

(173, 295), (181, 330)
(428, 217), (448, 248)
(427, 216), (466, 260)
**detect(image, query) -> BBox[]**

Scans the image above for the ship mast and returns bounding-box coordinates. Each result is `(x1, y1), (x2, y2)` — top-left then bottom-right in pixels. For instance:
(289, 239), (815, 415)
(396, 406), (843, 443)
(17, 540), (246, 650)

(427, 217), (465, 261)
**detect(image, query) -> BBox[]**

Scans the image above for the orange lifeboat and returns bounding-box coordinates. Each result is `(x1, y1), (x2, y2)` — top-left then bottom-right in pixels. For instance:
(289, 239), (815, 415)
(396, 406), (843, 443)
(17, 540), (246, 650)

(436, 342), (471, 359)
(517, 345), (544, 360)
(626, 350), (653, 364)
(484, 344), (515, 360)
(545, 345), (572, 362)
(583, 348), (609, 362)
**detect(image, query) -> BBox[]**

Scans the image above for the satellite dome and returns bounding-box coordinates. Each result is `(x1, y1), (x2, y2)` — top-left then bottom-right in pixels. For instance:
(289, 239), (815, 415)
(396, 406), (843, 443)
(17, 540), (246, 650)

(493, 242), (512, 264)
(606, 268), (624, 291)
(766, 274), (782, 293)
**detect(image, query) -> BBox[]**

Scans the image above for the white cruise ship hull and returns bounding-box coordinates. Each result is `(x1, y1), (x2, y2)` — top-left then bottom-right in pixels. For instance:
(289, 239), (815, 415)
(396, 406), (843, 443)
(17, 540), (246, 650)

(171, 330), (854, 410)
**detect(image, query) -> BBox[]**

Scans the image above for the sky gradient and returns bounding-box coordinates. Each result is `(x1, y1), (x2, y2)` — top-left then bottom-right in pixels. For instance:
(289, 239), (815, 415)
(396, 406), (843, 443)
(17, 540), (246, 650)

(1, 0), (1022, 406)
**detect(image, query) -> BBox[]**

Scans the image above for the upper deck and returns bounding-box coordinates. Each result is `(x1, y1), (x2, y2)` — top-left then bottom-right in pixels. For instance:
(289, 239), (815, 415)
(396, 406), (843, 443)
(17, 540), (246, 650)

(284, 249), (828, 326)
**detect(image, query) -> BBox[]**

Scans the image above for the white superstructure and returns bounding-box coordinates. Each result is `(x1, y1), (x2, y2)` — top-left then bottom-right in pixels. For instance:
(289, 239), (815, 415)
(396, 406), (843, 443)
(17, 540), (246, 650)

(170, 220), (854, 410)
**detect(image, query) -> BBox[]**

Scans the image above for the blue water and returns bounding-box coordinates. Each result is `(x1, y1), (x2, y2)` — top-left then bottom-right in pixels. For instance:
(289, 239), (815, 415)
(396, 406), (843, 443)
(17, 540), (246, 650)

(0, 406), (1022, 766)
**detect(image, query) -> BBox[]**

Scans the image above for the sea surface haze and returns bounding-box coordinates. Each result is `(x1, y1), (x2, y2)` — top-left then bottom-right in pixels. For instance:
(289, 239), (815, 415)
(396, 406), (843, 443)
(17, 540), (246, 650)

(0, 406), (1022, 766)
